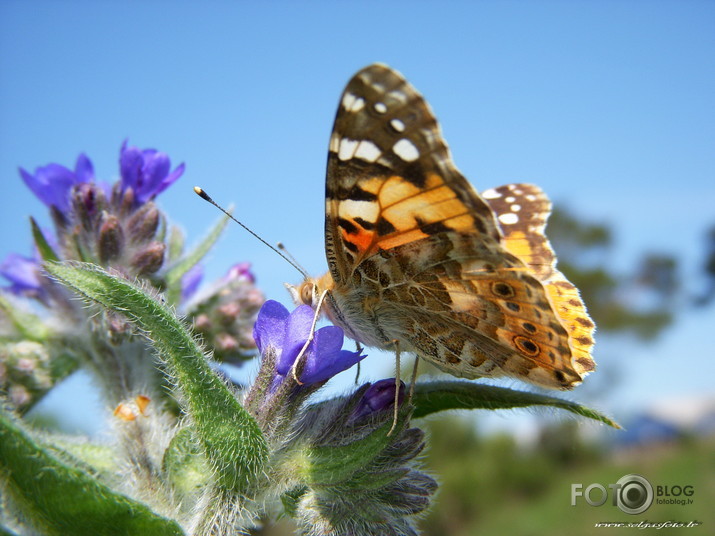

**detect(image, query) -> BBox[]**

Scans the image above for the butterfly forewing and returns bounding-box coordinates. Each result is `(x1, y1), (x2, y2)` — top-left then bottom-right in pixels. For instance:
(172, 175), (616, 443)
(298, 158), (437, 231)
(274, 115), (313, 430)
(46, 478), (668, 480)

(325, 64), (502, 286)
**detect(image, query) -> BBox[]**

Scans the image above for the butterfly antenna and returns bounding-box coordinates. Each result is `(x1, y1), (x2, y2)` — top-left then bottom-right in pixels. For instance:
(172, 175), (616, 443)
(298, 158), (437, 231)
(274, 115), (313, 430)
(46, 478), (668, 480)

(194, 186), (308, 278)
(277, 242), (309, 276)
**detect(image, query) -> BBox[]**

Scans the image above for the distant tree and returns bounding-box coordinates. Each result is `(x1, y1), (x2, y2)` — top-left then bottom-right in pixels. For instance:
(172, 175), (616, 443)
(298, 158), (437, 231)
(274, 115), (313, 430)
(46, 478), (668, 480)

(695, 224), (715, 306)
(549, 207), (675, 339)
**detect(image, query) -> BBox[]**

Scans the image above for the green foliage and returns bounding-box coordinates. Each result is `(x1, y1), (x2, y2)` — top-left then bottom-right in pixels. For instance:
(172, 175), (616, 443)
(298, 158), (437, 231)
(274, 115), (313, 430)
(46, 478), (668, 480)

(425, 423), (714, 536)
(0, 295), (49, 342)
(412, 381), (619, 428)
(163, 212), (230, 303)
(30, 217), (60, 263)
(0, 409), (184, 536)
(44, 261), (269, 492)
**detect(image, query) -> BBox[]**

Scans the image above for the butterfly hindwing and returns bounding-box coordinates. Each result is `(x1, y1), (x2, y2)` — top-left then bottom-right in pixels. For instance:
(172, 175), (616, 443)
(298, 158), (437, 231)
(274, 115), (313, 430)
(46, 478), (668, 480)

(482, 183), (596, 377)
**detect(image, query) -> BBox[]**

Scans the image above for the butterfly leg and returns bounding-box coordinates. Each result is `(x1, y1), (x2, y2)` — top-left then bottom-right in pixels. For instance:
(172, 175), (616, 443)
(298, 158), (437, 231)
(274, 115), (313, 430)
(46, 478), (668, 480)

(387, 339), (401, 437)
(408, 356), (419, 402)
(290, 289), (330, 385)
(354, 342), (363, 384)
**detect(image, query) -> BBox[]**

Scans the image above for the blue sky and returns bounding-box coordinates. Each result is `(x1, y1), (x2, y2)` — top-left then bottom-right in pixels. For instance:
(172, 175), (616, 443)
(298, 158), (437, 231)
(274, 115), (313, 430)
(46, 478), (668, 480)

(1, 1), (714, 435)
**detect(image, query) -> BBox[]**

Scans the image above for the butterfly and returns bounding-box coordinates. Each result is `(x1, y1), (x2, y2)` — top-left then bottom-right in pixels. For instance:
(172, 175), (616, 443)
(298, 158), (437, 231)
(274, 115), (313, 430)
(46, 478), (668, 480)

(288, 63), (595, 390)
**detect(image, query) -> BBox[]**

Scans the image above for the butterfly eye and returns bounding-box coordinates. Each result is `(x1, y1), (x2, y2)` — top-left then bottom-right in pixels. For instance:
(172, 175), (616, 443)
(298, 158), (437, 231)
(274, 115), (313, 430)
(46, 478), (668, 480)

(300, 282), (314, 306)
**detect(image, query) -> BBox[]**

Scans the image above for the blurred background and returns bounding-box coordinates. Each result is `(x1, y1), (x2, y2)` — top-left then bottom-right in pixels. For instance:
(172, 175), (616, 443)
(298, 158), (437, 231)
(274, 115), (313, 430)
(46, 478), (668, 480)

(1, 1), (713, 534)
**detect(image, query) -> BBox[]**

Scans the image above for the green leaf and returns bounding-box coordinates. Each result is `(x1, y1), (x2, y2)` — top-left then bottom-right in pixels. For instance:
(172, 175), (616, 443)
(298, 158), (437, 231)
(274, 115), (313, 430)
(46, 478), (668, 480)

(0, 410), (184, 536)
(0, 294), (49, 341)
(412, 381), (620, 428)
(162, 427), (211, 498)
(280, 486), (307, 518)
(45, 261), (268, 491)
(163, 213), (229, 292)
(30, 217), (59, 262)
(47, 437), (120, 476)
(167, 225), (185, 264)
(304, 407), (411, 486)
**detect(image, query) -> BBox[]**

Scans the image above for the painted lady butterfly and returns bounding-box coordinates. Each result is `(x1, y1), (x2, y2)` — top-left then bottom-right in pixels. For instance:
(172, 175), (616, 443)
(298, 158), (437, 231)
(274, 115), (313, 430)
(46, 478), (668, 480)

(289, 64), (595, 389)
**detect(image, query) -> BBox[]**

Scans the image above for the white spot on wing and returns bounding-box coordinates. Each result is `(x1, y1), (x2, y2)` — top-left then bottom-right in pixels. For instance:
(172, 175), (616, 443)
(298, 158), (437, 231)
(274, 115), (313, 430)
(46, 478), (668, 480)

(482, 188), (501, 199)
(498, 213), (519, 225)
(339, 199), (379, 222)
(354, 140), (382, 162)
(505, 196), (516, 203)
(387, 90), (408, 105)
(392, 138), (419, 162)
(374, 102), (387, 113)
(329, 133), (340, 153)
(342, 92), (356, 110)
(390, 118), (405, 132)
(342, 92), (365, 112)
(338, 138), (358, 161)
(511, 204), (521, 212)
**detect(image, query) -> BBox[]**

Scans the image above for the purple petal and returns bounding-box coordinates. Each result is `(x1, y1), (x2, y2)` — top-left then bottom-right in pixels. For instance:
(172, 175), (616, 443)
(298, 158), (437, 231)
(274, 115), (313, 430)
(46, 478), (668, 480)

(0, 253), (42, 292)
(224, 262), (255, 283)
(351, 379), (404, 421)
(119, 143), (143, 191)
(252, 300), (290, 356)
(277, 305), (315, 375)
(119, 142), (183, 204)
(153, 162), (185, 197)
(300, 325), (365, 384)
(20, 164), (77, 212)
(19, 167), (44, 201)
(180, 264), (203, 301)
(139, 151), (171, 199)
(74, 154), (95, 183)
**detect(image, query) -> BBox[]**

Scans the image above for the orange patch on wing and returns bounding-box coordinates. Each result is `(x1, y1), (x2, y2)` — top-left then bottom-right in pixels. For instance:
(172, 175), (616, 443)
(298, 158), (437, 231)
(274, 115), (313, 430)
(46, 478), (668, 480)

(544, 280), (595, 375)
(342, 225), (376, 254)
(377, 228), (430, 251)
(502, 230), (534, 262)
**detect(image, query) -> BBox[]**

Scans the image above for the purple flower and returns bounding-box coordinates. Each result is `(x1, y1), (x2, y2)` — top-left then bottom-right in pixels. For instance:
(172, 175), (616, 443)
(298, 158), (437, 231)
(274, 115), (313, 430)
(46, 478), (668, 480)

(119, 140), (185, 204)
(253, 300), (365, 388)
(19, 154), (95, 213)
(224, 262), (255, 284)
(181, 264), (204, 301)
(350, 379), (405, 422)
(0, 253), (44, 298)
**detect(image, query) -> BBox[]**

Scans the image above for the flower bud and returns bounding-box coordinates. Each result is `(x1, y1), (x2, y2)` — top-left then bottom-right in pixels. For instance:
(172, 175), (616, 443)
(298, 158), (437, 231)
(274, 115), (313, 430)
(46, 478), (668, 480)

(71, 182), (106, 232)
(349, 378), (405, 423)
(290, 390), (436, 536)
(217, 302), (241, 325)
(126, 202), (160, 243)
(131, 242), (165, 276)
(9, 384), (31, 407)
(98, 214), (125, 263)
(194, 313), (211, 331)
(115, 182), (135, 216)
(216, 333), (239, 353)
